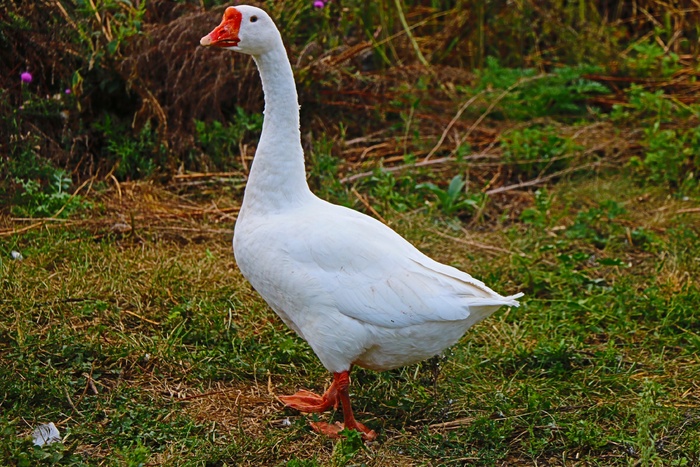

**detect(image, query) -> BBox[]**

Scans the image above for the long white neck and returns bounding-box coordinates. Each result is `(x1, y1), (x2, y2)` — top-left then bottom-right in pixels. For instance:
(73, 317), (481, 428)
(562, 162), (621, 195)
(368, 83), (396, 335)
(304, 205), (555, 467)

(241, 40), (313, 213)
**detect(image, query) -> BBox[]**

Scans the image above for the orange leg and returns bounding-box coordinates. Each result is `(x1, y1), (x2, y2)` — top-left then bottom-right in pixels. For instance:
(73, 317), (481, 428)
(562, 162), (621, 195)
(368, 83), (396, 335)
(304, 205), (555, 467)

(279, 371), (377, 441)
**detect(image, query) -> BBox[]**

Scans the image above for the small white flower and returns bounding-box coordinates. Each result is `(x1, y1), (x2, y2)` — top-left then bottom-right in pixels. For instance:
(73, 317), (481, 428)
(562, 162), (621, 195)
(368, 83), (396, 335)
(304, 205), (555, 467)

(11, 251), (23, 261)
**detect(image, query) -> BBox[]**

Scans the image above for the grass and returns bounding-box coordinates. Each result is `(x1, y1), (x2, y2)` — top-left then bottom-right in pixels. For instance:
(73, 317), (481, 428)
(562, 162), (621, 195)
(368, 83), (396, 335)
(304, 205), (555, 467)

(1, 168), (699, 465)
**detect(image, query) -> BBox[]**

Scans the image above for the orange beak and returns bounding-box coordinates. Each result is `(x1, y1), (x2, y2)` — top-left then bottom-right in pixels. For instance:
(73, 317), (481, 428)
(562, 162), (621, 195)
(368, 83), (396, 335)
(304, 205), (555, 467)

(200, 7), (242, 47)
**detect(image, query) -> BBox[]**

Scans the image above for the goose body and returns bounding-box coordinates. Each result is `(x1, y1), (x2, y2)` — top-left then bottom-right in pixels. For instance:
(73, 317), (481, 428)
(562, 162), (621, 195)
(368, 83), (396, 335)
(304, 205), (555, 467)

(235, 197), (520, 373)
(201, 5), (522, 440)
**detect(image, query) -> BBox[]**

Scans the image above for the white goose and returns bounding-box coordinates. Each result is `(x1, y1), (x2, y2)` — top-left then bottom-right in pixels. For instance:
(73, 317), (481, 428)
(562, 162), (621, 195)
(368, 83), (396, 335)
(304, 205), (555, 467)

(201, 5), (522, 441)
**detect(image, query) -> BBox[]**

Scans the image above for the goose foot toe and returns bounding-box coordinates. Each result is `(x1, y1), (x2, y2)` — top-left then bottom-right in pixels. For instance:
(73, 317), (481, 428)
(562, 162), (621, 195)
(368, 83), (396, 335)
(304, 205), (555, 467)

(279, 389), (335, 413)
(310, 421), (377, 441)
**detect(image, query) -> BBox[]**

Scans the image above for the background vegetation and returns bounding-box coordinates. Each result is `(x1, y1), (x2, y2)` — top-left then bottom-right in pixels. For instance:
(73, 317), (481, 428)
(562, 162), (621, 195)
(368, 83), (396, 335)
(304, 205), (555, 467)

(1, 0), (699, 465)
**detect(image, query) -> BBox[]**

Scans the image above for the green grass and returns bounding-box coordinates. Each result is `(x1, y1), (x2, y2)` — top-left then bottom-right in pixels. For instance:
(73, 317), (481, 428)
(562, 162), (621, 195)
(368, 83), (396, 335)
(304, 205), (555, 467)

(1, 170), (698, 465)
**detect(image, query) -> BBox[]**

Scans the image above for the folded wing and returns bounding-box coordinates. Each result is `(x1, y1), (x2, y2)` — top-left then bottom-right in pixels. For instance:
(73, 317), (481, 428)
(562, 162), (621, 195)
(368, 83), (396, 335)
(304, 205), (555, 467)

(291, 204), (522, 329)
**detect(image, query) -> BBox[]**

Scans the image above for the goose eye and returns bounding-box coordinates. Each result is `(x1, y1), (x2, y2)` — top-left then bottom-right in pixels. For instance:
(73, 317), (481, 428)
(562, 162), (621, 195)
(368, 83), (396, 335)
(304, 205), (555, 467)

(250, 15), (258, 23)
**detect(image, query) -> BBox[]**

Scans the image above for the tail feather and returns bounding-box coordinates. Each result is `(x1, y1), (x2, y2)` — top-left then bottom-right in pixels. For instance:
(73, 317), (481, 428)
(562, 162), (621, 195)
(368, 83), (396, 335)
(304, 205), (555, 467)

(464, 292), (523, 309)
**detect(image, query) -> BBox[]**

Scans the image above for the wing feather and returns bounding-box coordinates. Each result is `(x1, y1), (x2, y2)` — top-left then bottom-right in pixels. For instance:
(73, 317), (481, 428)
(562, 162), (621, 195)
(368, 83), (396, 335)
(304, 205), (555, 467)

(289, 203), (521, 328)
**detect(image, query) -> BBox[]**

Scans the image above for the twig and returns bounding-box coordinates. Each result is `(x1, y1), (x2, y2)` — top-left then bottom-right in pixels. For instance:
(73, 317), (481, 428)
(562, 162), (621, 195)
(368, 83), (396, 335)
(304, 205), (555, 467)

(0, 222), (45, 237)
(358, 142), (395, 160)
(122, 309), (160, 326)
(375, 11), (450, 50)
(53, 0), (81, 38)
(424, 91), (485, 161)
(51, 176), (94, 219)
(430, 229), (512, 255)
(180, 388), (243, 402)
(428, 416), (476, 430)
(84, 371), (99, 395)
(149, 226), (232, 234)
(485, 162), (601, 195)
(10, 217), (72, 222)
(327, 41), (373, 67)
(340, 152), (496, 184)
(428, 405), (591, 431)
(87, 0), (112, 42)
(64, 387), (83, 415)
(109, 173), (122, 203)
(344, 129), (392, 147)
(392, 0), (429, 67)
(32, 297), (94, 307)
(312, 10), (449, 72)
(452, 74), (550, 156)
(172, 172), (242, 180)
(351, 187), (388, 225)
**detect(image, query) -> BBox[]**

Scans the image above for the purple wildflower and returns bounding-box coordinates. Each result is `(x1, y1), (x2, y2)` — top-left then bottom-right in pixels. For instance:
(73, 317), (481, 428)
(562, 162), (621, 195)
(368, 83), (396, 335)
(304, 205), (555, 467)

(21, 71), (32, 83)
(65, 88), (71, 94)
(313, 0), (325, 8)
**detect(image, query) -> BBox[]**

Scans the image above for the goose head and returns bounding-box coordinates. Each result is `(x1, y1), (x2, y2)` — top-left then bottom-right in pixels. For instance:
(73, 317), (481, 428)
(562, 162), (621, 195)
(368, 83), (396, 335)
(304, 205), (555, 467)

(200, 5), (279, 56)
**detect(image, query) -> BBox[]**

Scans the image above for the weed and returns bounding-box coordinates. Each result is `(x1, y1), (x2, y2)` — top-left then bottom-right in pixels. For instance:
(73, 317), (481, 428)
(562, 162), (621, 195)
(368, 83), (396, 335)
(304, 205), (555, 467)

(501, 125), (576, 178)
(630, 227), (663, 253)
(74, 0), (146, 62)
(1, 131), (53, 189)
(634, 380), (663, 466)
(418, 174), (485, 218)
(0, 86), (77, 206)
(612, 83), (700, 126)
(193, 107), (263, 172)
(607, 83), (700, 192)
(460, 58), (609, 120)
(331, 429), (366, 465)
(12, 170), (90, 218)
(286, 459), (321, 467)
(625, 41), (681, 78)
(464, 415), (512, 461)
(306, 132), (349, 205)
(564, 419), (607, 451)
(629, 122), (700, 191)
(564, 200), (626, 248)
(115, 441), (150, 467)
(94, 116), (163, 180)
(358, 168), (424, 214)
(520, 188), (552, 228)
